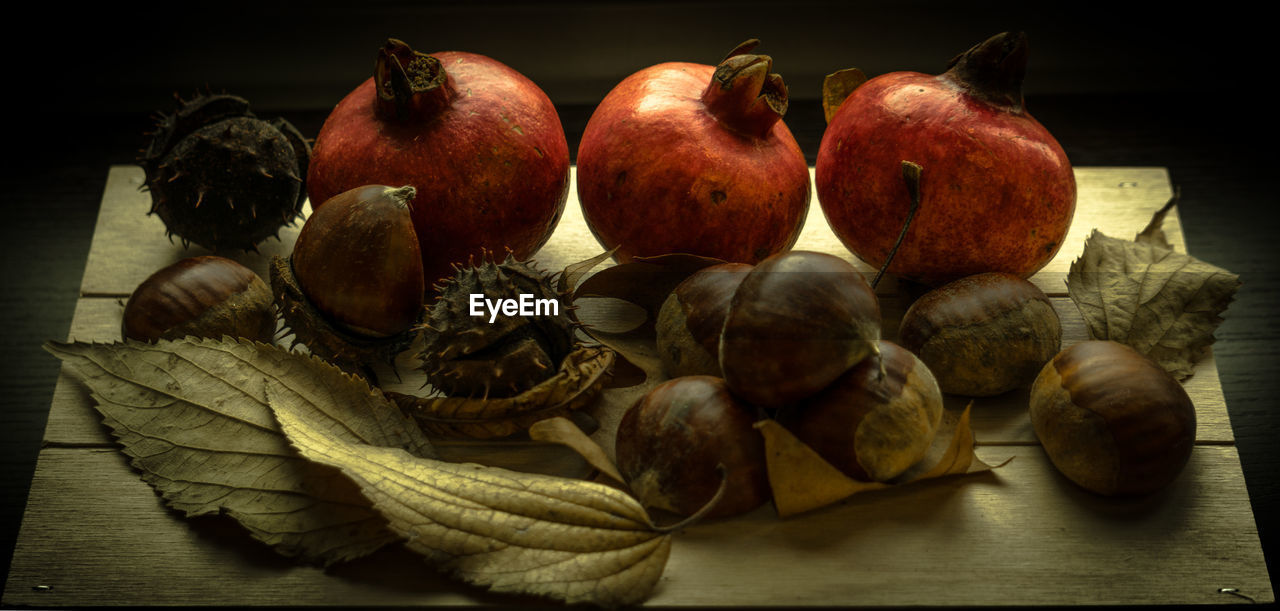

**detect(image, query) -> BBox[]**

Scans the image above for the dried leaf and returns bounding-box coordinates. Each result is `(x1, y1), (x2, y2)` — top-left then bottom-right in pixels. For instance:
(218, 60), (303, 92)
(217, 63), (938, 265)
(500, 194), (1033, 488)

(557, 248), (617, 295)
(565, 254), (732, 459)
(388, 344), (615, 439)
(266, 382), (671, 607)
(1135, 190), (1179, 249)
(1067, 204), (1241, 380)
(756, 419), (878, 515)
(529, 417), (626, 486)
(757, 403), (999, 517)
(572, 253), (728, 388)
(43, 337), (433, 565)
(822, 67), (868, 123)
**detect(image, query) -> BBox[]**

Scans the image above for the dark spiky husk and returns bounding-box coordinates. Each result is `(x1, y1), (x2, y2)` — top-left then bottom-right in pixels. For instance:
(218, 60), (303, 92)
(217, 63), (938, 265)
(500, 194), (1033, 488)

(139, 93), (310, 252)
(420, 253), (578, 398)
(270, 255), (419, 378)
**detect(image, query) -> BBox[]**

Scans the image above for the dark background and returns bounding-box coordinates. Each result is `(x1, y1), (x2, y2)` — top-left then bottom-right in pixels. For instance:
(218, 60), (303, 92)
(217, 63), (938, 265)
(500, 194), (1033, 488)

(3, 1), (1277, 606)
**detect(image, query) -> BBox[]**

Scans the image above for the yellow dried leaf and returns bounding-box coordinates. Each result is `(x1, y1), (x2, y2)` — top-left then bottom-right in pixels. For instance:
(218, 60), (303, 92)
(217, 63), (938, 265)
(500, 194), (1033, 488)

(529, 416), (627, 486)
(388, 344), (614, 439)
(758, 403), (998, 517)
(822, 67), (868, 123)
(43, 337), (433, 565)
(756, 419), (888, 516)
(267, 382), (671, 607)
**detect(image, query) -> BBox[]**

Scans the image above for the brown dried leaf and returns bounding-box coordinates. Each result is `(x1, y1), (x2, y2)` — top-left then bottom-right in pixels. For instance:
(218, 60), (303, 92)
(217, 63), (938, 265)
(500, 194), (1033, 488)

(757, 403), (999, 517)
(267, 383), (671, 607)
(529, 416), (626, 486)
(822, 67), (868, 123)
(1135, 191), (1178, 249)
(1067, 203), (1241, 380)
(557, 248), (617, 295)
(43, 337), (433, 566)
(389, 344), (615, 439)
(571, 253), (728, 388)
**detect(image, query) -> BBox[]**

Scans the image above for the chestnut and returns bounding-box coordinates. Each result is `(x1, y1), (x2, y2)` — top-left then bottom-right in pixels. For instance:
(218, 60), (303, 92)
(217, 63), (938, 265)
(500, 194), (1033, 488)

(898, 272), (1061, 396)
(778, 341), (943, 482)
(121, 255), (274, 343)
(719, 250), (881, 409)
(291, 185), (425, 338)
(1030, 340), (1196, 496)
(615, 376), (770, 519)
(272, 185), (427, 374)
(655, 262), (753, 378)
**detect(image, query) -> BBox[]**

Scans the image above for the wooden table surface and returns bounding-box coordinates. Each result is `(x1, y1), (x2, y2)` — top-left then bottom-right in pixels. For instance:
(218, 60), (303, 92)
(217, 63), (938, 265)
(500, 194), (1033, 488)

(0, 157), (1272, 607)
(2, 97), (1278, 608)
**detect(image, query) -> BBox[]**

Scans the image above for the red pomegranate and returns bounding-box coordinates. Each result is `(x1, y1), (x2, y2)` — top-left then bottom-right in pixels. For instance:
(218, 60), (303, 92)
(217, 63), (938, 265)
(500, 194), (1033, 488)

(816, 32), (1076, 286)
(307, 39), (570, 288)
(576, 40), (810, 264)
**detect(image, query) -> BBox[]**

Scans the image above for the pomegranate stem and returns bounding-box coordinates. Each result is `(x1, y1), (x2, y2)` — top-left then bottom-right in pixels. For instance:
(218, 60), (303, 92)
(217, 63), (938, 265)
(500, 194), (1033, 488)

(872, 161), (922, 289)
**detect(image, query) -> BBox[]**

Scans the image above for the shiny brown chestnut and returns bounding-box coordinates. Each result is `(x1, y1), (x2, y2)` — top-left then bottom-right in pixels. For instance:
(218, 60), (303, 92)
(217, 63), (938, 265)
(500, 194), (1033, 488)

(122, 255), (274, 343)
(291, 184), (424, 337)
(655, 262), (754, 378)
(271, 185), (426, 373)
(898, 272), (1061, 396)
(778, 340), (943, 482)
(1030, 340), (1196, 496)
(719, 250), (881, 409)
(615, 375), (771, 519)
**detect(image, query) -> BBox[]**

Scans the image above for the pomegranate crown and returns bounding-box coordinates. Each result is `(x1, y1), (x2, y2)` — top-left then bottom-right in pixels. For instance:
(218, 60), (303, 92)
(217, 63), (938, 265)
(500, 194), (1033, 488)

(701, 39), (789, 138)
(943, 31), (1029, 113)
(374, 38), (454, 122)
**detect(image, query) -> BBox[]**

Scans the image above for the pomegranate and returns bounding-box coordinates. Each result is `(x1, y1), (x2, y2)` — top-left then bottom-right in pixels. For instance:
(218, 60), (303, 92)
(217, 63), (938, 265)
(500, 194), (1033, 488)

(576, 40), (810, 264)
(815, 32), (1076, 286)
(307, 39), (570, 288)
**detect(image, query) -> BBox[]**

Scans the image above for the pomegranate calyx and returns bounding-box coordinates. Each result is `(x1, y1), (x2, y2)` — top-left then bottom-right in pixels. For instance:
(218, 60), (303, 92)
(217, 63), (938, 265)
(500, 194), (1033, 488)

(701, 46), (788, 138)
(375, 39), (455, 123)
(719, 38), (762, 63)
(942, 31), (1028, 113)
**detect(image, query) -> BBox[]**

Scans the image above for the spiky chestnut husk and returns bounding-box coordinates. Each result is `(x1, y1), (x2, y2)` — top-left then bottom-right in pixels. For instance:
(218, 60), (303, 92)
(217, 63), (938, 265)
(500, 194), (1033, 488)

(419, 253), (577, 398)
(140, 93), (311, 252)
(270, 255), (420, 377)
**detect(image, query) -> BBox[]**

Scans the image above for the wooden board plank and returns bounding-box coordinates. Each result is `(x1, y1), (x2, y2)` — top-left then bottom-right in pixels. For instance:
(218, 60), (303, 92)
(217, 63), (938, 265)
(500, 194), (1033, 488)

(78, 168), (309, 297)
(3, 445), (1269, 607)
(42, 294), (1232, 447)
(81, 166), (1176, 299)
(15, 163), (1266, 609)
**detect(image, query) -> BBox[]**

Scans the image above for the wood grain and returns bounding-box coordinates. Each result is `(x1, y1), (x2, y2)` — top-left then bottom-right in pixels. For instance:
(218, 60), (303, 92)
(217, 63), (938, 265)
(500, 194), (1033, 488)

(2, 446), (1268, 607)
(7, 163), (1270, 608)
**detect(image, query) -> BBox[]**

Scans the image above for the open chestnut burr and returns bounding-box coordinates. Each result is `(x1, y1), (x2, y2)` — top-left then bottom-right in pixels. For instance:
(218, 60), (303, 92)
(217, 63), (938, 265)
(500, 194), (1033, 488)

(271, 184), (425, 373)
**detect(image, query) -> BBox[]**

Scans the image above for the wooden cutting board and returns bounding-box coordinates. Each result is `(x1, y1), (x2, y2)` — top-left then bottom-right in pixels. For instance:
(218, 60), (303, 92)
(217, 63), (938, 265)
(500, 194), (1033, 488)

(3, 166), (1272, 607)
